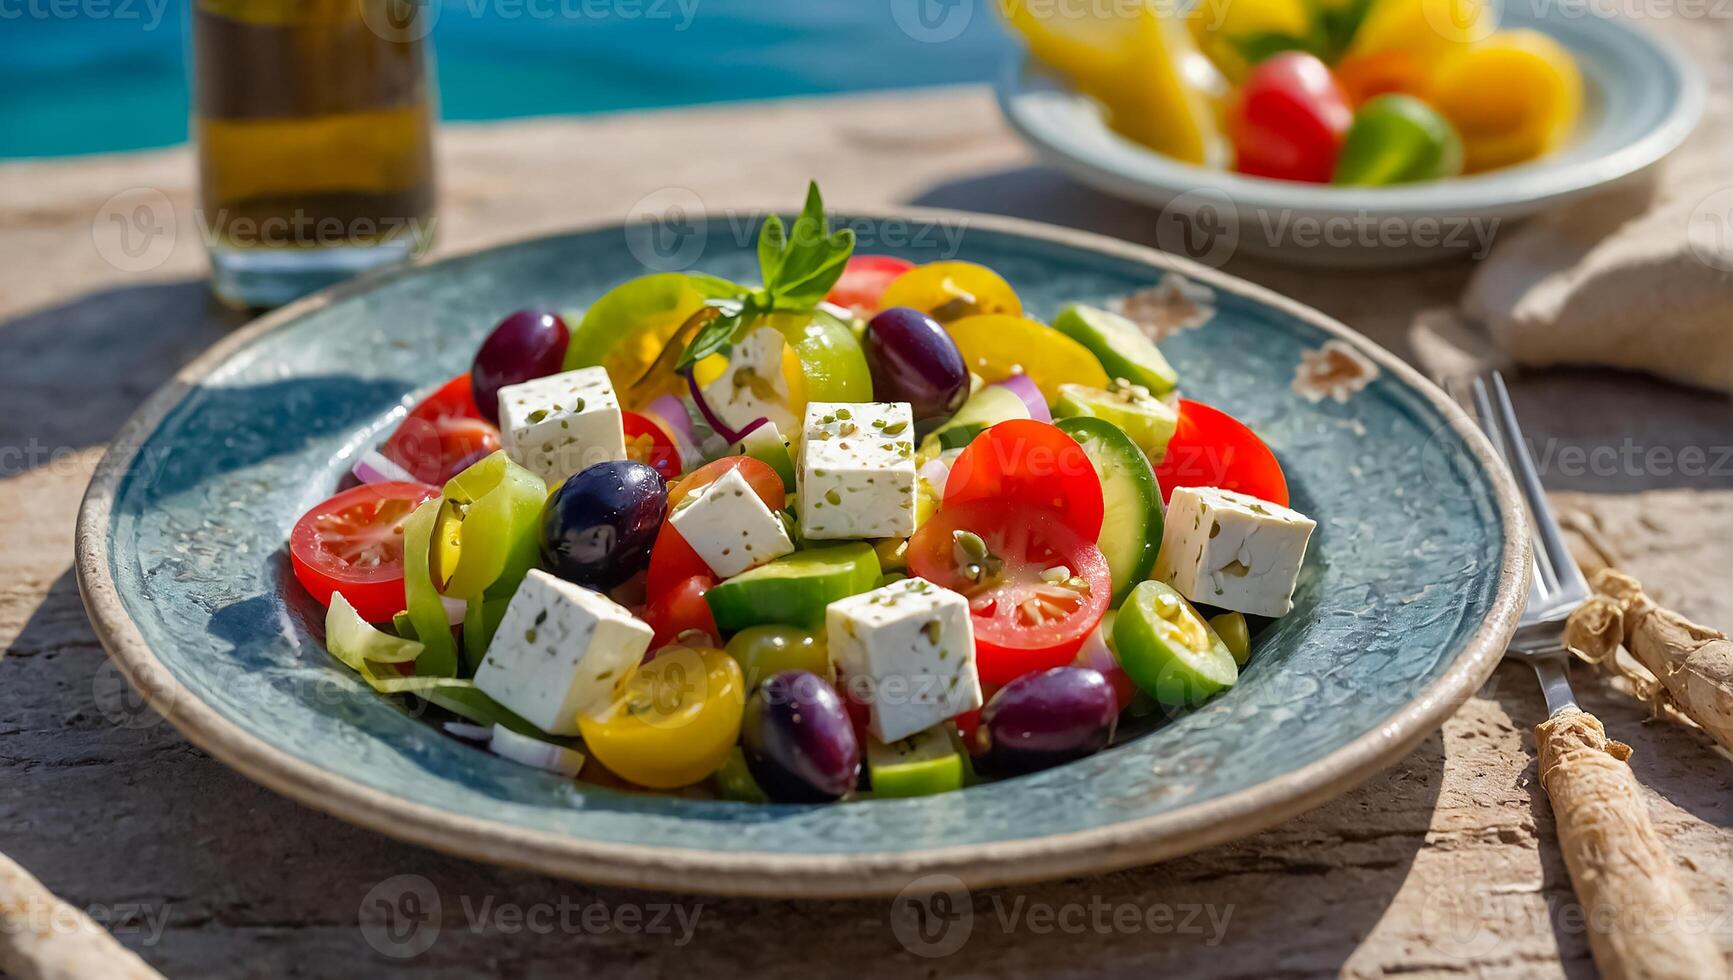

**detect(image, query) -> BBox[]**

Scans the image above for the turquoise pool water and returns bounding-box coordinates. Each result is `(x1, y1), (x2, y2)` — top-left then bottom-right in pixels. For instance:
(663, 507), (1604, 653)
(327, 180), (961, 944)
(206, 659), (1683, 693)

(0, 1), (1012, 159)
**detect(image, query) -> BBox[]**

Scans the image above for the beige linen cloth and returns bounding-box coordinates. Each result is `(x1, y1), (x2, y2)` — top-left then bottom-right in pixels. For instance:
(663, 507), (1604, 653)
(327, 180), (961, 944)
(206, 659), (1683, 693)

(1446, 27), (1732, 393)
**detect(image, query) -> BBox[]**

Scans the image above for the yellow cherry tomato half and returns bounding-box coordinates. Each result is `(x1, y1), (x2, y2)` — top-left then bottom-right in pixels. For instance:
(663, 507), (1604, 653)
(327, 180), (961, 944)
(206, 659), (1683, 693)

(943, 314), (1109, 404)
(1426, 30), (1582, 173)
(878, 261), (1023, 323)
(1348, 0), (1495, 64)
(578, 646), (745, 789)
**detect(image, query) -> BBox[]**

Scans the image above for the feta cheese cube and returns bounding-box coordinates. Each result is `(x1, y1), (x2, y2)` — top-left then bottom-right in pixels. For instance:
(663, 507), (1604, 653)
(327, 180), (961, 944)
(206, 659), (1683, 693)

(498, 367), (625, 486)
(473, 569), (651, 735)
(700, 326), (800, 437)
(827, 577), (982, 742)
(668, 466), (795, 578)
(799, 401), (916, 540)
(1153, 486), (1315, 617)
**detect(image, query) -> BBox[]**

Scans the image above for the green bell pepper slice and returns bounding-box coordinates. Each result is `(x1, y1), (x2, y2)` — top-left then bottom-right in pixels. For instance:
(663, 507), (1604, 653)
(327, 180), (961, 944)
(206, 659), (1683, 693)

(437, 451), (546, 601)
(401, 497), (459, 678)
(1333, 94), (1465, 186)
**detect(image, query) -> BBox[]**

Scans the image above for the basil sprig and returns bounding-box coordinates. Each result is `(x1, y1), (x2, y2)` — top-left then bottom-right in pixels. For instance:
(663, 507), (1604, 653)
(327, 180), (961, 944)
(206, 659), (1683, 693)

(675, 182), (855, 372)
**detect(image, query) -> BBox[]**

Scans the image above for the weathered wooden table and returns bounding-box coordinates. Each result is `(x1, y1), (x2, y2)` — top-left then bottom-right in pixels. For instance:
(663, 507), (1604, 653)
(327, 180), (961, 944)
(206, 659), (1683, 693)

(3, 82), (1730, 977)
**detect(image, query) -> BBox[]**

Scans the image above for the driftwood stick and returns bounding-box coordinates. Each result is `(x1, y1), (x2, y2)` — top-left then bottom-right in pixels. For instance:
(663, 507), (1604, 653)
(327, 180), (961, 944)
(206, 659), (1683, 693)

(1565, 569), (1733, 756)
(1534, 709), (1727, 980)
(0, 852), (164, 980)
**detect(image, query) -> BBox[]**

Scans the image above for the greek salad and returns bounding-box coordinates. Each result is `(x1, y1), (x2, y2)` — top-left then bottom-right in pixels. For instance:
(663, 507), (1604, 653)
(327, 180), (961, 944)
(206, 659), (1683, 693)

(288, 184), (1317, 803)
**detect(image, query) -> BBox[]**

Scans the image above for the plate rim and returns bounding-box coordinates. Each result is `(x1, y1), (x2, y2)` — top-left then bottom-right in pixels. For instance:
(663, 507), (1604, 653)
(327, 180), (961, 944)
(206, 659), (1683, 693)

(75, 206), (1530, 898)
(995, 9), (1706, 220)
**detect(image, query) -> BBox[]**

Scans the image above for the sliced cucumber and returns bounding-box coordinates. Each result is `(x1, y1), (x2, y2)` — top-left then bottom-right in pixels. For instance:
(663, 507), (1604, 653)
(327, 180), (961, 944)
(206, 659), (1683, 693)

(1053, 381), (1179, 461)
(867, 727), (966, 798)
(704, 542), (881, 631)
(729, 421), (797, 491)
(1052, 305), (1179, 395)
(919, 384), (1030, 457)
(1113, 581), (1237, 708)
(1057, 417), (1163, 605)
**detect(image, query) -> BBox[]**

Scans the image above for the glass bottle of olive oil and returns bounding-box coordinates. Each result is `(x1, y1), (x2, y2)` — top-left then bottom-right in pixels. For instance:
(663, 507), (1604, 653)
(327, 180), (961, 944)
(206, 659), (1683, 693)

(193, 0), (437, 308)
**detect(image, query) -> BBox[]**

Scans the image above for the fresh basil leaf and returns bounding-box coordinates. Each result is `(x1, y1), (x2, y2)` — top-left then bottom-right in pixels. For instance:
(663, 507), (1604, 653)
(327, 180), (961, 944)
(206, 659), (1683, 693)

(675, 304), (749, 373)
(756, 214), (788, 289)
(771, 182), (836, 298)
(773, 229), (856, 308)
(685, 272), (751, 300)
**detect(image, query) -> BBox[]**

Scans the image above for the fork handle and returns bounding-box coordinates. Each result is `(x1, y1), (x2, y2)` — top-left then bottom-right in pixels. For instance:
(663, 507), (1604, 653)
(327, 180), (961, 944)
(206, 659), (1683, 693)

(1535, 707), (1726, 980)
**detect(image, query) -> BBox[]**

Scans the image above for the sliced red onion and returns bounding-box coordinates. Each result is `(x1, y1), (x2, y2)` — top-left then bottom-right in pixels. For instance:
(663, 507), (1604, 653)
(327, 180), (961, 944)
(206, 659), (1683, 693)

(351, 449), (415, 485)
(994, 372), (1051, 423)
(731, 416), (771, 443)
(441, 596), (467, 627)
(645, 394), (699, 447)
(490, 724), (586, 776)
(918, 456), (951, 492)
(685, 369), (751, 444)
(442, 722), (494, 742)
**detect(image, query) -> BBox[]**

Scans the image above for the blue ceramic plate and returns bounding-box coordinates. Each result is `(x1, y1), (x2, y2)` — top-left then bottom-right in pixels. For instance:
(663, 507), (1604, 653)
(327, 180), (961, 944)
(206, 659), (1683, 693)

(77, 211), (1526, 897)
(997, 8), (1704, 267)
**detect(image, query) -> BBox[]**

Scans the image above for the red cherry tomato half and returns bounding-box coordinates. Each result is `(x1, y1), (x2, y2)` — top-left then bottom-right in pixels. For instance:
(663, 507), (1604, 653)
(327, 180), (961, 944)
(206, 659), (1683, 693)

(381, 374), (503, 485)
(645, 456), (787, 597)
(908, 500), (1111, 689)
(643, 573), (719, 649)
(623, 410), (681, 480)
(942, 419), (1104, 541)
(1153, 399), (1289, 507)
(1230, 52), (1353, 183)
(825, 255), (915, 317)
(289, 481), (440, 623)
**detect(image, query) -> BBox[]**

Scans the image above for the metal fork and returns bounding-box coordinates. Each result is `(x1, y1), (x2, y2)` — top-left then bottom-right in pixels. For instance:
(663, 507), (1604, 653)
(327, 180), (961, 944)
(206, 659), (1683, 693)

(1448, 369), (1722, 980)
(1449, 371), (1592, 712)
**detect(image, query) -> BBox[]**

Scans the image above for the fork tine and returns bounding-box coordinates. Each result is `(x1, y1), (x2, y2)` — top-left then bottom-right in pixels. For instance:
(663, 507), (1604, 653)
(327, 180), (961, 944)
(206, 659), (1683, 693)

(1449, 373), (1552, 620)
(1470, 375), (1559, 600)
(1484, 371), (1592, 604)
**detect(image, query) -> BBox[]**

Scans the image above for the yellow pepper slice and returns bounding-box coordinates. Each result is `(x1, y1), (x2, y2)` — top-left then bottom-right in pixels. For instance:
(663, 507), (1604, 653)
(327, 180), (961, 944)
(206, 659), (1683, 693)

(1425, 29), (1582, 172)
(1004, 2), (1230, 167)
(944, 315), (1110, 404)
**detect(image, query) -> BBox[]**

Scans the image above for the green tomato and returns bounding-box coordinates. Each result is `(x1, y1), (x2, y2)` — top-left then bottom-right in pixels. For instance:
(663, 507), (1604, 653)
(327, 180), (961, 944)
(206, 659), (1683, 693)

(1209, 611), (1253, 666)
(1333, 94), (1465, 186)
(714, 747), (769, 803)
(724, 624), (833, 691)
(1112, 581), (1238, 708)
(564, 272), (745, 376)
(761, 308), (873, 404)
